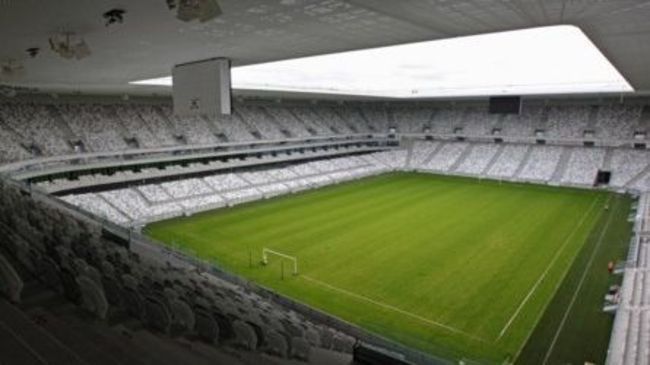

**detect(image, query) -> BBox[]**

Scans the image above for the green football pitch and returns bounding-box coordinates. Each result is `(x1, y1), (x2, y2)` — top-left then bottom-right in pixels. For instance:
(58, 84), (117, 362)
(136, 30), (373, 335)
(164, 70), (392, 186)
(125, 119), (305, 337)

(145, 172), (631, 363)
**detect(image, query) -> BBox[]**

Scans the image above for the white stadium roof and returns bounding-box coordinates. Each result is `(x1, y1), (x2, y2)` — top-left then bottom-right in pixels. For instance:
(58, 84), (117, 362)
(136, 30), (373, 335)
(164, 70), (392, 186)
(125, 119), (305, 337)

(0, 0), (649, 99)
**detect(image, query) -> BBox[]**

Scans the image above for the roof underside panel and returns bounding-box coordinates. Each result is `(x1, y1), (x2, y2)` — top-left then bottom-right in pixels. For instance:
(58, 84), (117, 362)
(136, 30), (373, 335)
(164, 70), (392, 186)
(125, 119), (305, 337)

(0, 0), (648, 96)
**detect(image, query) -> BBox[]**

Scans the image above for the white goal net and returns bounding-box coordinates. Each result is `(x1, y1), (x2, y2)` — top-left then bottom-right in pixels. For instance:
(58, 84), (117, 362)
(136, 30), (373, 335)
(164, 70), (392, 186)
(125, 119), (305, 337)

(262, 248), (299, 276)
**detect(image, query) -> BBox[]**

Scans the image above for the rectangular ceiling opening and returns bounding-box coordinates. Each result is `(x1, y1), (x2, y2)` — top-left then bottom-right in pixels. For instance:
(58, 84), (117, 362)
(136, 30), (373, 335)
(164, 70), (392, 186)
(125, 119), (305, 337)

(131, 25), (633, 98)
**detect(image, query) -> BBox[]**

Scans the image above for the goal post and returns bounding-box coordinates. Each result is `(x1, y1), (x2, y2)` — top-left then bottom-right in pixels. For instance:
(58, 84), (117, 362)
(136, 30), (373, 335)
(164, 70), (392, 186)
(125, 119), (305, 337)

(262, 248), (299, 276)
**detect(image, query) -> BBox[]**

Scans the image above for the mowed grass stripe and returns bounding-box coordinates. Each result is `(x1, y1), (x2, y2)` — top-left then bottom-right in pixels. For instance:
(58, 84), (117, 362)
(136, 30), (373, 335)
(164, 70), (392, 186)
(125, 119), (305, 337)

(516, 193), (633, 364)
(541, 194), (615, 364)
(497, 195), (604, 341)
(146, 173), (608, 363)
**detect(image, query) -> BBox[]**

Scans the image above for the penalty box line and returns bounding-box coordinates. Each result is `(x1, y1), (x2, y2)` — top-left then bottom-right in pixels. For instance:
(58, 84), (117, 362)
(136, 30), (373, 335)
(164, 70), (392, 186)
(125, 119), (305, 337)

(300, 274), (488, 343)
(496, 195), (604, 341)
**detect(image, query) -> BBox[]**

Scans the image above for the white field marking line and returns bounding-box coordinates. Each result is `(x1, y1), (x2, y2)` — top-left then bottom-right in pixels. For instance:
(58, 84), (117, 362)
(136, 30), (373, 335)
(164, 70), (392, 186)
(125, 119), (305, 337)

(512, 196), (613, 361)
(541, 196), (616, 365)
(301, 274), (488, 343)
(496, 196), (602, 340)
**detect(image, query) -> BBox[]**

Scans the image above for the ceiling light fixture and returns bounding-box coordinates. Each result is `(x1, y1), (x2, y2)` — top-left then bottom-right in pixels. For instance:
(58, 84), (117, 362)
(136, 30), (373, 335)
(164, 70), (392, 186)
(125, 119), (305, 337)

(26, 47), (40, 58)
(49, 33), (91, 60)
(0, 59), (26, 79)
(167, 0), (222, 22)
(103, 9), (126, 27)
